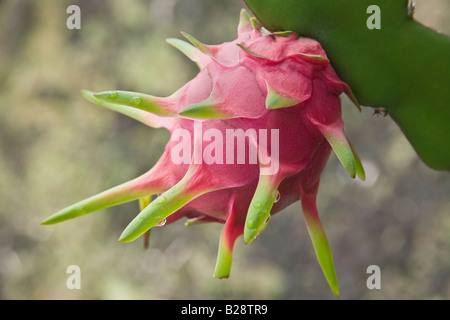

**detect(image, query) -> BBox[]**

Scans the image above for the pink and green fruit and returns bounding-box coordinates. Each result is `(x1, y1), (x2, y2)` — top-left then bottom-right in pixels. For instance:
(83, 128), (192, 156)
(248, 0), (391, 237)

(43, 9), (366, 297)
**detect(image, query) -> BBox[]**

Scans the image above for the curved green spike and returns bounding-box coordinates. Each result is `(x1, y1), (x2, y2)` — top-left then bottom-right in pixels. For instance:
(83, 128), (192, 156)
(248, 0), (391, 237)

(180, 32), (214, 58)
(82, 90), (161, 128)
(272, 30), (295, 37)
(166, 38), (206, 69)
(236, 43), (266, 59)
(301, 190), (339, 297)
(93, 90), (176, 117)
(42, 178), (161, 225)
(119, 189), (193, 243)
(315, 123), (357, 179)
(179, 95), (230, 119)
(244, 174), (279, 244)
(238, 8), (253, 34)
(118, 168), (213, 243)
(348, 140), (366, 181)
(343, 85), (361, 111)
(296, 53), (329, 64)
(250, 17), (262, 31)
(265, 81), (302, 109)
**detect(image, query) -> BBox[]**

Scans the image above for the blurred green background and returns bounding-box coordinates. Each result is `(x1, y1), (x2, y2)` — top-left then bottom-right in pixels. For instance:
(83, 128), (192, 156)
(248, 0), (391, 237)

(0, 0), (449, 300)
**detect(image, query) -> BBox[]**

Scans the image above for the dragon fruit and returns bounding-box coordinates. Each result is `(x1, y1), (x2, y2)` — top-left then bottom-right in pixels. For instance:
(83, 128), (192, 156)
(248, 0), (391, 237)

(42, 9), (365, 296)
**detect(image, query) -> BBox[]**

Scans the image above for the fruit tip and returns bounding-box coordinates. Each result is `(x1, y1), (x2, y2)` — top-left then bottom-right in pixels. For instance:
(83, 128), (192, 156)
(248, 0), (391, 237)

(80, 89), (99, 102)
(331, 286), (340, 298)
(333, 292), (339, 298)
(118, 226), (140, 243)
(117, 233), (133, 243)
(40, 214), (59, 225)
(93, 91), (110, 100)
(243, 230), (256, 245)
(344, 87), (361, 112)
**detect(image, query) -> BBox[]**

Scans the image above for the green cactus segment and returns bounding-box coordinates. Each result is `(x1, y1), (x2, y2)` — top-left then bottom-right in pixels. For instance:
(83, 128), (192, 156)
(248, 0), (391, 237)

(244, 0), (450, 170)
(166, 38), (206, 69)
(301, 188), (339, 297)
(93, 90), (177, 117)
(42, 178), (161, 225)
(244, 174), (279, 244)
(265, 81), (302, 109)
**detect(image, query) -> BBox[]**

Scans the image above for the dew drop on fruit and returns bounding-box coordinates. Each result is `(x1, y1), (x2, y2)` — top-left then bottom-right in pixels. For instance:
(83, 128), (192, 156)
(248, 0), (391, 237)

(132, 96), (142, 105)
(274, 191), (281, 203)
(156, 196), (166, 205)
(248, 218), (256, 228)
(253, 202), (262, 208)
(156, 218), (167, 227)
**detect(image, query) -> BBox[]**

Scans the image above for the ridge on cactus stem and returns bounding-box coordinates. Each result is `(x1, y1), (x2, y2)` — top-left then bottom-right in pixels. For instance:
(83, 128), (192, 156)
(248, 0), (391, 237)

(43, 9), (365, 297)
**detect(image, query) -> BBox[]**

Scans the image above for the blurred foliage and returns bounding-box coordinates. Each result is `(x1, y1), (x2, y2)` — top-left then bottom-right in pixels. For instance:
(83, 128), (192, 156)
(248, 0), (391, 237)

(0, 0), (449, 300)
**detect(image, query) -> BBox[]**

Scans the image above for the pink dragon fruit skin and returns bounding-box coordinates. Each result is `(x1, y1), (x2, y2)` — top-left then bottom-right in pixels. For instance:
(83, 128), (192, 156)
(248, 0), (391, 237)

(42, 9), (365, 297)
